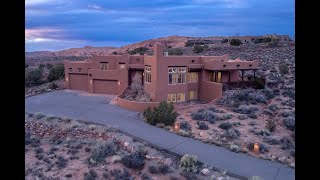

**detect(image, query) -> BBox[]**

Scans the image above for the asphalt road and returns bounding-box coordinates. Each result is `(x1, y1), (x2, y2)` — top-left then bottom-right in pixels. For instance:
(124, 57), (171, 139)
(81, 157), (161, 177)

(25, 90), (295, 180)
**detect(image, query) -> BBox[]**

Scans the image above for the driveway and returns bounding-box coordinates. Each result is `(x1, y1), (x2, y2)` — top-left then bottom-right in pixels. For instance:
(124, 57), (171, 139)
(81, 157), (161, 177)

(25, 90), (295, 180)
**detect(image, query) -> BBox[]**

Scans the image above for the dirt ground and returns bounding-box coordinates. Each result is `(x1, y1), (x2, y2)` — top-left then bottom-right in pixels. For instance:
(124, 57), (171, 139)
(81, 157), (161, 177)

(25, 113), (238, 180)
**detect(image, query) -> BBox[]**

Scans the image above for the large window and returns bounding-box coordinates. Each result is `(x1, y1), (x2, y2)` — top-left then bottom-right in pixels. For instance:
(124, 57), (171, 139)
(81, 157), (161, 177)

(209, 71), (222, 83)
(100, 62), (108, 70)
(167, 93), (176, 102)
(187, 72), (198, 83)
(168, 67), (186, 85)
(189, 91), (197, 100)
(177, 93), (185, 102)
(119, 62), (126, 69)
(145, 66), (151, 83)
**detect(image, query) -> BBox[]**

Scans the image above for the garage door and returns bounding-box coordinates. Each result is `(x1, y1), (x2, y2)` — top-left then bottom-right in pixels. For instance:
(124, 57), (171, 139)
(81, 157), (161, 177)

(93, 79), (118, 94)
(69, 74), (88, 91)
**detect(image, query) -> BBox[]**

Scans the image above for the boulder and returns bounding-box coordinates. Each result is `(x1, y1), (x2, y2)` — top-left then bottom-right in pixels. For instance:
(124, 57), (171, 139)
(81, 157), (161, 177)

(201, 168), (210, 176)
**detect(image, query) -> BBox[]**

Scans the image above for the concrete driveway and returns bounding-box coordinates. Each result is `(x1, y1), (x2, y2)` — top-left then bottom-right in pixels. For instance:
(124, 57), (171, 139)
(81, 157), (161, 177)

(25, 90), (295, 180)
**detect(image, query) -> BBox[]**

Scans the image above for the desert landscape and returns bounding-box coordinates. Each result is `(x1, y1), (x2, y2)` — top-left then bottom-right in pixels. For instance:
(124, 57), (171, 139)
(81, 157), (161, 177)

(25, 35), (295, 179)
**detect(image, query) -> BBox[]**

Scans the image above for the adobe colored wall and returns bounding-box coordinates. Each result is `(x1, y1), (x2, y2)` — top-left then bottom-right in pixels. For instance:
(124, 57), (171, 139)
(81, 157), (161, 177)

(198, 81), (223, 102)
(116, 96), (160, 112)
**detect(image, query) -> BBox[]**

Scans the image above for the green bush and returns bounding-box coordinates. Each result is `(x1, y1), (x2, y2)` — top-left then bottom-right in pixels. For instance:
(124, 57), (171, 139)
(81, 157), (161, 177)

(268, 38), (279, 47)
(252, 78), (265, 89)
(46, 63), (54, 69)
(143, 101), (178, 126)
(168, 48), (183, 55)
(48, 82), (58, 90)
(121, 152), (145, 169)
(179, 154), (198, 172)
(192, 45), (204, 53)
(47, 64), (65, 82)
(230, 39), (242, 46)
(88, 142), (119, 165)
(278, 64), (289, 75)
(221, 39), (228, 43)
(25, 68), (44, 87)
(263, 37), (272, 43)
(129, 47), (148, 55)
(112, 51), (117, 55)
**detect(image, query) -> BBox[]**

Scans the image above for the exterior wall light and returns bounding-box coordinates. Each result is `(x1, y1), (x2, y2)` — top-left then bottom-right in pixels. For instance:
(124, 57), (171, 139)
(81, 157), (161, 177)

(249, 64), (252, 67)
(90, 80), (93, 84)
(223, 64), (227, 67)
(118, 81), (121, 85)
(253, 143), (259, 153)
(237, 64), (241, 67)
(66, 77), (69, 81)
(174, 122), (180, 132)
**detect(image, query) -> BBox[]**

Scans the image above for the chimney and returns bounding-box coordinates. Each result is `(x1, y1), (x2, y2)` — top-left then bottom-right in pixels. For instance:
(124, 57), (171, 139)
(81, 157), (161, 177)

(154, 43), (164, 58)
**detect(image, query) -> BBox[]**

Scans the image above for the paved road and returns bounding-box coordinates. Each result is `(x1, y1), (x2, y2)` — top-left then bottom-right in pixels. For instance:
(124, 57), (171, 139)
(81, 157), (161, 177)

(25, 90), (295, 180)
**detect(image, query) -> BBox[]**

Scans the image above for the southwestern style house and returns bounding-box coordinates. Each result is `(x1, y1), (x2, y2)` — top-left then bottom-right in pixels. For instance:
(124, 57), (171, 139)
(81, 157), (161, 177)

(64, 43), (259, 103)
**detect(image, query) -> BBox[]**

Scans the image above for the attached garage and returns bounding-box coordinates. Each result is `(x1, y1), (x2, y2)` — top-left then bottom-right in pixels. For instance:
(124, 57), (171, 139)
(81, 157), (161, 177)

(93, 79), (118, 94)
(69, 74), (88, 91)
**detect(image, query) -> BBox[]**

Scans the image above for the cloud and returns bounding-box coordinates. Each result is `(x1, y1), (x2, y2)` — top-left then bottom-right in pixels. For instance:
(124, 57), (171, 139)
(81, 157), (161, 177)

(88, 4), (103, 10)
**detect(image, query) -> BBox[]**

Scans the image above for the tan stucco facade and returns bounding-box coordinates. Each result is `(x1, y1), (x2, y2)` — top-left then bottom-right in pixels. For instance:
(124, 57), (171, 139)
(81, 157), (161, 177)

(64, 43), (259, 103)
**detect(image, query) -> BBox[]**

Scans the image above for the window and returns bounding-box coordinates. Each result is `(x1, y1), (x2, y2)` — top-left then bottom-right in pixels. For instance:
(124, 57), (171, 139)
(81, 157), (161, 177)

(168, 67), (186, 85)
(187, 72), (198, 83)
(189, 91), (197, 100)
(145, 66), (151, 83)
(69, 68), (72, 72)
(209, 72), (222, 83)
(78, 68), (81, 72)
(177, 93), (185, 102)
(167, 93), (176, 102)
(100, 62), (108, 70)
(119, 63), (126, 69)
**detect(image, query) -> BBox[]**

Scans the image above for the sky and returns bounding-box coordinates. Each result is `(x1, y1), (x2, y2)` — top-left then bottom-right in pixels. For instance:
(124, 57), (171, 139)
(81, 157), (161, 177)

(25, 0), (295, 52)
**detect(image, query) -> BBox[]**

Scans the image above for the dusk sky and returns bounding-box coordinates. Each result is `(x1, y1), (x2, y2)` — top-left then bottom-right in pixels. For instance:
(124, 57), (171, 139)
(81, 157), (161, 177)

(25, 0), (295, 52)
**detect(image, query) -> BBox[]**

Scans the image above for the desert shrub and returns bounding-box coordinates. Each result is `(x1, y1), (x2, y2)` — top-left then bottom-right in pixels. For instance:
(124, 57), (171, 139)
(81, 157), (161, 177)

(35, 147), (44, 154)
(148, 165), (158, 174)
(48, 82), (58, 90)
(259, 143), (270, 153)
(219, 89), (268, 107)
(180, 171), (198, 180)
(281, 111), (294, 117)
(112, 51), (117, 55)
(278, 64), (289, 75)
(179, 154), (198, 172)
(193, 45), (204, 53)
(263, 136), (280, 145)
(158, 164), (170, 174)
(121, 152), (145, 169)
(226, 129), (240, 139)
(252, 78), (265, 89)
(230, 39), (242, 46)
(124, 73), (151, 102)
(34, 112), (45, 119)
(84, 169), (98, 180)
(220, 114), (232, 120)
(283, 116), (295, 131)
(265, 119), (277, 132)
(282, 89), (295, 99)
(168, 48), (183, 55)
(88, 142), (119, 165)
(178, 129), (192, 137)
(280, 137), (294, 150)
(268, 104), (278, 112)
(234, 105), (259, 114)
(238, 115), (248, 120)
(254, 38), (262, 44)
(129, 47), (148, 55)
(143, 101), (178, 126)
(262, 88), (275, 99)
(47, 64), (64, 82)
(218, 122), (232, 130)
(180, 121), (192, 132)
(221, 39), (228, 43)
(56, 156), (68, 169)
(268, 38), (279, 47)
(25, 68), (44, 87)
(25, 132), (41, 147)
(196, 121), (209, 130)
(262, 109), (274, 116)
(46, 63), (53, 69)
(262, 37), (272, 43)
(248, 113), (257, 119)
(191, 109), (220, 123)
(141, 173), (152, 180)
(207, 107), (224, 113)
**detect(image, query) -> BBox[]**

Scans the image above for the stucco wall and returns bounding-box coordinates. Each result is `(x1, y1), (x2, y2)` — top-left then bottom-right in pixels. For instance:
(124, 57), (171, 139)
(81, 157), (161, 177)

(198, 81), (222, 102)
(116, 97), (160, 112)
